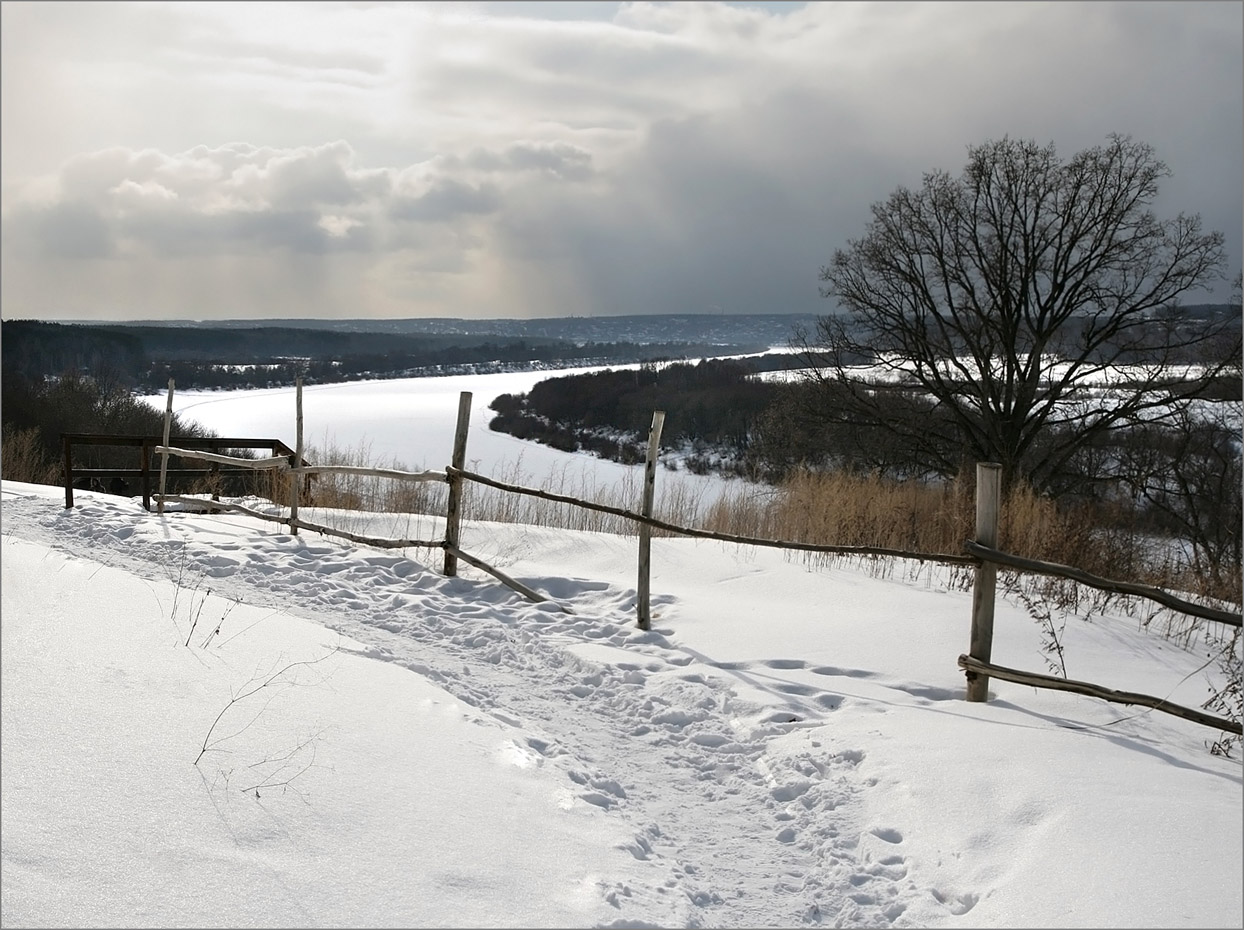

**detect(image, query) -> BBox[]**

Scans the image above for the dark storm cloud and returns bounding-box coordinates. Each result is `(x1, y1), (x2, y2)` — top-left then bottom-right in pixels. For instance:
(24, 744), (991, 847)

(488, 2), (1244, 318)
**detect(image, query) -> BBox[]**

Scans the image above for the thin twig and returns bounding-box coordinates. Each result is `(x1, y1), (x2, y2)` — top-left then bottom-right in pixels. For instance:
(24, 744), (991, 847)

(194, 648), (339, 766)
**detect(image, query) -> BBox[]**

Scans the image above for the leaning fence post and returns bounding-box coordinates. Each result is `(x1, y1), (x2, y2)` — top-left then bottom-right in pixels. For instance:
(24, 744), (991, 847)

(290, 378), (304, 535)
(157, 378), (175, 514)
(966, 461), (1002, 702)
(443, 391), (473, 577)
(636, 410), (666, 631)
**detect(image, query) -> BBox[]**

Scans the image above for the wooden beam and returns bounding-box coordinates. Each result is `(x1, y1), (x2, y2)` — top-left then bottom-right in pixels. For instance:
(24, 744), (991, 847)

(967, 462), (1001, 702)
(636, 410), (665, 631)
(965, 540), (1241, 628)
(298, 465), (446, 482)
(958, 654), (1241, 735)
(155, 447), (290, 469)
(443, 391), (472, 577)
(158, 495), (286, 525)
(443, 544), (573, 613)
(160, 496), (442, 551)
(290, 516), (442, 551)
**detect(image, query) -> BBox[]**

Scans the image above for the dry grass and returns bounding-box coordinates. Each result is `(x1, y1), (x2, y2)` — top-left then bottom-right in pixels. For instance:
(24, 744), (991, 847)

(459, 458), (714, 535)
(237, 440), (1238, 613)
(1, 426), (60, 486)
(762, 468), (973, 553)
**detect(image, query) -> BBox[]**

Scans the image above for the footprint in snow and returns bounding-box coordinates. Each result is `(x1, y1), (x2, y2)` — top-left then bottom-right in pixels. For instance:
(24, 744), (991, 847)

(933, 889), (980, 915)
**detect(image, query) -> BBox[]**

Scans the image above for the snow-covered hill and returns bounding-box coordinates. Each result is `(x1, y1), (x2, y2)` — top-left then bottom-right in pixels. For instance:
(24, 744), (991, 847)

(2, 481), (1240, 928)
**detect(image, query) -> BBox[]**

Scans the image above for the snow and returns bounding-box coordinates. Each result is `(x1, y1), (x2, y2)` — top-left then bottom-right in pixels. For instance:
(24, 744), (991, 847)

(3, 470), (1240, 928)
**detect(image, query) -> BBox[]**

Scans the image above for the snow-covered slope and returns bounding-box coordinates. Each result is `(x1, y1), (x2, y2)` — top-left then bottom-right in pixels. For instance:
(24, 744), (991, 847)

(2, 481), (1240, 928)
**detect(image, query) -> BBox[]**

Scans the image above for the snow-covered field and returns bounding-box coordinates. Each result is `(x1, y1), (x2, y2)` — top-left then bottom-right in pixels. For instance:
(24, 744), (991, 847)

(142, 367), (633, 473)
(2, 476), (1240, 928)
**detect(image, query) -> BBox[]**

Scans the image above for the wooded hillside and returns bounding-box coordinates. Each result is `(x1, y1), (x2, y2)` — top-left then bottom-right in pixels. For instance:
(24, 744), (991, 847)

(2, 319), (760, 391)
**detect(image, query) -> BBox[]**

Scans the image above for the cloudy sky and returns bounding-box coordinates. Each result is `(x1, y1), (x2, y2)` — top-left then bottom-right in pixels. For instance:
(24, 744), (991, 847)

(2, 1), (1240, 322)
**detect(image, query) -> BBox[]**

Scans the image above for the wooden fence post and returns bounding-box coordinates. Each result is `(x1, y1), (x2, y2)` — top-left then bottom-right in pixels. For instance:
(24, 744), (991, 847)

(636, 410), (666, 630)
(443, 391), (473, 577)
(157, 379), (175, 515)
(62, 435), (74, 508)
(966, 461), (1002, 702)
(290, 378), (304, 535)
(141, 440), (152, 511)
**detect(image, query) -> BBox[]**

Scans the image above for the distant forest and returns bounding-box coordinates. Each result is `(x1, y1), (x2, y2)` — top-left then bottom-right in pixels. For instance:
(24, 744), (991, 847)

(1, 319), (770, 392)
(488, 358), (798, 471)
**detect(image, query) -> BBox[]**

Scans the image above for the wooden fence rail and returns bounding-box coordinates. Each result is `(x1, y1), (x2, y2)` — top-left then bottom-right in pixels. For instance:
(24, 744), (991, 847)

(964, 540), (1241, 628)
(158, 494), (290, 525)
(157, 446), (292, 470)
(297, 465), (446, 482)
(159, 493), (562, 608)
(958, 654), (1242, 735)
(443, 543), (572, 612)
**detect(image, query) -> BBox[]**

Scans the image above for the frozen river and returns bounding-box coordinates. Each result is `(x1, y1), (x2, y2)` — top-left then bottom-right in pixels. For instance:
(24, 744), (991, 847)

(137, 363), (748, 514)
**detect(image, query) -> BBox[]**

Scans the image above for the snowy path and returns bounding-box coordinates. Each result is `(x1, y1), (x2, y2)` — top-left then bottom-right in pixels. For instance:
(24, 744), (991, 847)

(3, 492), (910, 928)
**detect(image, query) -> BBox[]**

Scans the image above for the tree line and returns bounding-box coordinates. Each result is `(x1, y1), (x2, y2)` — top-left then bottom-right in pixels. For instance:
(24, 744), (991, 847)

(1, 319), (756, 392)
(489, 358), (785, 469)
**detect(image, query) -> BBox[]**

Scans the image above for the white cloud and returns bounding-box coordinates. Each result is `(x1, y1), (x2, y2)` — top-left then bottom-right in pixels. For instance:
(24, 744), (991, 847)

(317, 214), (363, 238)
(111, 179), (180, 209)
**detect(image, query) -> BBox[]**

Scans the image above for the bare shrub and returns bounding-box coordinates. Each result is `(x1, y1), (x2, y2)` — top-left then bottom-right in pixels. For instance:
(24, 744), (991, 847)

(1203, 627), (1242, 758)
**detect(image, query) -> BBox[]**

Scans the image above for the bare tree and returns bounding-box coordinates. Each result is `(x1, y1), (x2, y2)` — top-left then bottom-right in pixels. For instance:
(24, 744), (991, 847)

(1115, 403), (1242, 599)
(799, 135), (1235, 492)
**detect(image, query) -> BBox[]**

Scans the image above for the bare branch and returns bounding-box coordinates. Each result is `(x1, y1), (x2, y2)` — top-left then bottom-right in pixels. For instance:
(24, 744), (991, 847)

(193, 648), (340, 766)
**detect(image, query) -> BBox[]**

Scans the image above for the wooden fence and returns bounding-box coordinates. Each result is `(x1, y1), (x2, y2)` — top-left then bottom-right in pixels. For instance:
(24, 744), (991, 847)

(959, 462), (1239, 736)
(61, 432), (308, 512)
(104, 380), (1241, 738)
